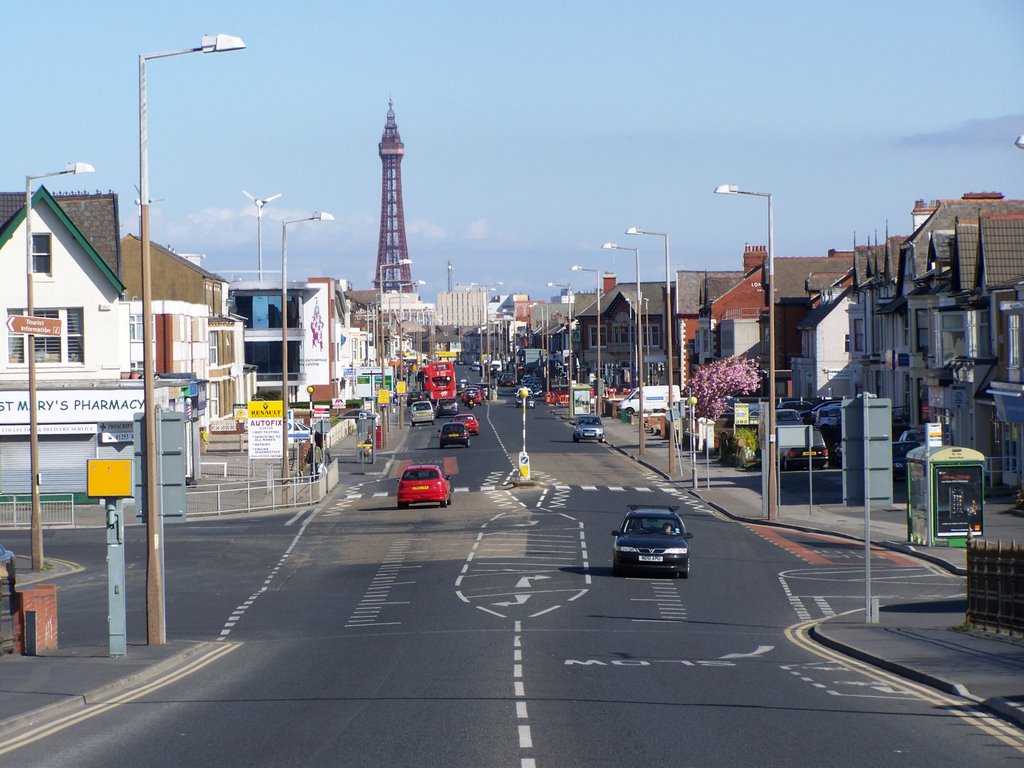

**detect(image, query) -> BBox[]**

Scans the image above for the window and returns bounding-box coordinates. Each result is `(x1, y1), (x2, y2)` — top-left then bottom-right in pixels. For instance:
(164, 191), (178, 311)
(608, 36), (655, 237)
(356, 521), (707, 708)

(209, 330), (219, 366)
(32, 234), (52, 275)
(208, 381), (220, 419)
(129, 314), (144, 341)
(8, 308), (82, 364)
(1008, 314), (1021, 369)
(587, 324), (606, 348)
(644, 323), (661, 349)
(938, 311), (965, 365)
(852, 318), (864, 354)
(915, 308), (929, 352)
(971, 309), (991, 358)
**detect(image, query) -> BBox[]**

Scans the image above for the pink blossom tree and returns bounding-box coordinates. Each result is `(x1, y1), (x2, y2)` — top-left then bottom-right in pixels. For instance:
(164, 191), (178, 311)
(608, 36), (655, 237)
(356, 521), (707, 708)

(689, 355), (762, 420)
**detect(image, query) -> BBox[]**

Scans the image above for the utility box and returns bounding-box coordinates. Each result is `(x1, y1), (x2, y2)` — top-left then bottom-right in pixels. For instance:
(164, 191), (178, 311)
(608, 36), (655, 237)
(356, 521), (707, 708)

(133, 411), (188, 524)
(841, 395), (893, 506)
(906, 445), (985, 547)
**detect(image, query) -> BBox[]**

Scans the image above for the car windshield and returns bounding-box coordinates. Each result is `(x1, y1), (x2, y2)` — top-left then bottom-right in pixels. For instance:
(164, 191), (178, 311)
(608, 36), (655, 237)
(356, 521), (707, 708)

(577, 416), (601, 425)
(402, 468), (440, 481)
(623, 517), (681, 535)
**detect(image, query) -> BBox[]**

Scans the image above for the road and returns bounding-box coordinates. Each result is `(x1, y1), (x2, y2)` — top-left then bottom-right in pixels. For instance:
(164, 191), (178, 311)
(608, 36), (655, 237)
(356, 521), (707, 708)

(6, 394), (1023, 767)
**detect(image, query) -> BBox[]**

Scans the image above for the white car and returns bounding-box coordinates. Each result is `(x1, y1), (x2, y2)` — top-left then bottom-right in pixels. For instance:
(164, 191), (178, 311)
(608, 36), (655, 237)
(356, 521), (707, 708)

(409, 400), (435, 425)
(813, 402), (842, 428)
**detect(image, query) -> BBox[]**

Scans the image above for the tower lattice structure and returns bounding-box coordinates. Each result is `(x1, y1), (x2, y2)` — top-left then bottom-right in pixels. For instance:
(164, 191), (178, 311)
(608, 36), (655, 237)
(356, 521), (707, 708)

(374, 100), (413, 293)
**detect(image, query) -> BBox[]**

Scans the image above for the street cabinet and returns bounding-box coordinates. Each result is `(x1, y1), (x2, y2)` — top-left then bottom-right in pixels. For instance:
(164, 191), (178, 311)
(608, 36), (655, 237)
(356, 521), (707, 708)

(906, 445), (985, 547)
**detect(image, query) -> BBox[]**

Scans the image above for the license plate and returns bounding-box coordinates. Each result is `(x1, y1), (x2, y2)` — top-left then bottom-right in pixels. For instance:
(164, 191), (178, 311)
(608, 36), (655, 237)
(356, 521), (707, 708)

(412, 485), (429, 490)
(638, 555), (663, 562)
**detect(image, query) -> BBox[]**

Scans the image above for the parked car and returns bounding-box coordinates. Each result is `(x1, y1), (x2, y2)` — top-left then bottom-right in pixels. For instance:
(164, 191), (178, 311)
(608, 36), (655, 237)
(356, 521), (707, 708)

(396, 464), (452, 508)
(453, 412), (480, 434)
(892, 440), (922, 478)
(611, 506), (693, 578)
(778, 427), (829, 470)
(775, 408), (803, 426)
(439, 421), (471, 448)
(779, 399), (818, 418)
(813, 401), (843, 428)
(409, 400), (435, 426)
(899, 428), (926, 444)
(436, 397), (459, 418)
(573, 415), (605, 443)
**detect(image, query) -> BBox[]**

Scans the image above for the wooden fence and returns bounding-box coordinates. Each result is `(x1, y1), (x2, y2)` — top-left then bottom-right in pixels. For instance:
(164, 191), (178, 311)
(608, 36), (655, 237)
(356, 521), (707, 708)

(967, 539), (1024, 635)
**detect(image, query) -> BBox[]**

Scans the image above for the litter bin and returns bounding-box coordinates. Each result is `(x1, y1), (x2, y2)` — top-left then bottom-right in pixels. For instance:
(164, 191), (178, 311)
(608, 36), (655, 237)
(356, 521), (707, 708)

(621, 409), (630, 424)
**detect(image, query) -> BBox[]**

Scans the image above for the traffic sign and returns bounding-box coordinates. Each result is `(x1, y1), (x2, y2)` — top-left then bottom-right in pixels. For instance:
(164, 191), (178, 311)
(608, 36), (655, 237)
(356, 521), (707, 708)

(6, 314), (62, 336)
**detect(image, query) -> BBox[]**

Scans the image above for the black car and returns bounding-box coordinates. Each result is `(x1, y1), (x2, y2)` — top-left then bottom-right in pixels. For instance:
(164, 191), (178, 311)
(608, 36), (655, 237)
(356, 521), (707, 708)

(611, 506), (692, 578)
(439, 421), (471, 448)
(892, 440), (921, 478)
(436, 397), (459, 417)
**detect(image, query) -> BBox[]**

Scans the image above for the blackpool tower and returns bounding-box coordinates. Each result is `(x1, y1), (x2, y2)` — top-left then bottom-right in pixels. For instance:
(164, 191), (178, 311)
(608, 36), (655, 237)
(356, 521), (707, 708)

(374, 100), (414, 293)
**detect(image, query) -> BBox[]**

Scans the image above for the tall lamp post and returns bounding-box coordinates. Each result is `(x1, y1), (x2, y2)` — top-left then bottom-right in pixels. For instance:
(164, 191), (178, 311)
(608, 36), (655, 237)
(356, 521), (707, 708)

(603, 242), (645, 455)
(626, 227), (676, 474)
(243, 190), (282, 281)
(547, 282), (574, 403)
(715, 183), (777, 520)
(378, 258), (412, 438)
(572, 264), (603, 416)
(24, 162), (94, 571)
(280, 212), (334, 480)
(140, 33), (245, 645)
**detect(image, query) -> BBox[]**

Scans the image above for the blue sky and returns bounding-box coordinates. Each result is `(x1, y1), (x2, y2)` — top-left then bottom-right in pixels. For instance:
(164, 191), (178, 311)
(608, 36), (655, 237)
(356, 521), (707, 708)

(5, 1), (1023, 302)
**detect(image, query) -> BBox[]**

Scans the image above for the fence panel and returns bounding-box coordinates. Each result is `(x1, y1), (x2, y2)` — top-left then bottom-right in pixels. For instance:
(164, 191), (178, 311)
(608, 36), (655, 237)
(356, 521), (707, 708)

(0, 495), (76, 528)
(967, 539), (1024, 636)
(186, 460), (338, 518)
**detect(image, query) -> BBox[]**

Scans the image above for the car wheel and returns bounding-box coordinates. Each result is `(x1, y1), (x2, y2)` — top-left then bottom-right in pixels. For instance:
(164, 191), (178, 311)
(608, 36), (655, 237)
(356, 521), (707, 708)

(397, 502), (408, 509)
(466, 439), (471, 447)
(612, 566), (623, 577)
(680, 567), (689, 579)
(573, 436), (579, 443)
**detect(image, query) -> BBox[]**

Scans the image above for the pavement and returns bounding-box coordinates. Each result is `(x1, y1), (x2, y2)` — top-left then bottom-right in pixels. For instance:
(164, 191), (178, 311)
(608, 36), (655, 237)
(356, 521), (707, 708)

(1, 394), (1022, 740)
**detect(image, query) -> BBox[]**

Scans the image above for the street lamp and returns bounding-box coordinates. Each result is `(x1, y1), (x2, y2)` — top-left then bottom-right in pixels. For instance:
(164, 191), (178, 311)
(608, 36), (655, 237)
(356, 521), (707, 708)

(572, 264), (603, 416)
(378, 258), (412, 438)
(547, 282), (574, 402)
(139, 33), (245, 645)
(24, 162), (94, 571)
(715, 183), (777, 520)
(626, 226), (676, 474)
(281, 212), (334, 480)
(243, 190), (282, 281)
(603, 242), (645, 455)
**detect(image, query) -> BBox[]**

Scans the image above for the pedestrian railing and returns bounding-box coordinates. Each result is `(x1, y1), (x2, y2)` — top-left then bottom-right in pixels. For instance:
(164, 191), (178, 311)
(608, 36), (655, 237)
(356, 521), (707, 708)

(984, 455), (1019, 489)
(0, 494), (76, 528)
(967, 539), (1024, 636)
(186, 460), (339, 517)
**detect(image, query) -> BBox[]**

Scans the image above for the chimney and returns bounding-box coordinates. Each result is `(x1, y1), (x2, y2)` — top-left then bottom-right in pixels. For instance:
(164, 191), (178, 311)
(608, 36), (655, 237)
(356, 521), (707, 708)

(912, 199), (938, 231)
(602, 272), (617, 294)
(743, 245), (766, 273)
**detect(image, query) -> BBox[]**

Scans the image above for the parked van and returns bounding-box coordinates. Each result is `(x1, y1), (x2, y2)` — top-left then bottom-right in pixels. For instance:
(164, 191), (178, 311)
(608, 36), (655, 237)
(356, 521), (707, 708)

(618, 385), (681, 416)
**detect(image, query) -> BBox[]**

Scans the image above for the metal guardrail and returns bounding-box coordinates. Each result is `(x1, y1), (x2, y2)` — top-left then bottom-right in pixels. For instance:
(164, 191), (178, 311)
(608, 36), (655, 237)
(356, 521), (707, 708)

(0, 495), (75, 528)
(984, 455), (1019, 488)
(187, 461), (339, 517)
(967, 539), (1024, 636)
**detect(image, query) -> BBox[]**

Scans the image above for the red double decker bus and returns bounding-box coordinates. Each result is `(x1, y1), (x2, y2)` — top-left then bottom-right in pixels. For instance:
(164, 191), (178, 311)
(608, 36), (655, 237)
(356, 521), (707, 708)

(422, 361), (456, 401)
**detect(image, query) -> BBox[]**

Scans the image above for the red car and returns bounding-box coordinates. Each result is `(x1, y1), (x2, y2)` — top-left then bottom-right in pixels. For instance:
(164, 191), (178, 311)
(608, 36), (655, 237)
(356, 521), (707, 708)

(453, 413), (480, 434)
(397, 464), (452, 508)
(461, 387), (483, 406)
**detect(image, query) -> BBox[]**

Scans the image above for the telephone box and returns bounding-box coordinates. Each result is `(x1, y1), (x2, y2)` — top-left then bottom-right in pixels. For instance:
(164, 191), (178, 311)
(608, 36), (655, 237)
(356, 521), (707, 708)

(906, 445), (985, 547)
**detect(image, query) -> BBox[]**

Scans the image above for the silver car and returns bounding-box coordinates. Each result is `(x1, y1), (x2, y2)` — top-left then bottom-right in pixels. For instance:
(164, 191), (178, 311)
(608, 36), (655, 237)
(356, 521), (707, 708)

(409, 400), (435, 425)
(573, 415), (605, 443)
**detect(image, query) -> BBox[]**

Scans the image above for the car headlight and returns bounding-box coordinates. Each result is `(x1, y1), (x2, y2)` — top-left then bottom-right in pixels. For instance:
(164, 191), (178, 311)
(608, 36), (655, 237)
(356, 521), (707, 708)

(614, 545), (639, 553)
(663, 547), (688, 555)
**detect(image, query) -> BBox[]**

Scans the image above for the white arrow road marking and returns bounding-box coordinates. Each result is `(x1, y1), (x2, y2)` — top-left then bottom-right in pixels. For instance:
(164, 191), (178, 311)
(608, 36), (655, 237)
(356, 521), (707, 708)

(514, 521), (539, 527)
(493, 594), (532, 607)
(718, 645), (774, 659)
(515, 575), (551, 588)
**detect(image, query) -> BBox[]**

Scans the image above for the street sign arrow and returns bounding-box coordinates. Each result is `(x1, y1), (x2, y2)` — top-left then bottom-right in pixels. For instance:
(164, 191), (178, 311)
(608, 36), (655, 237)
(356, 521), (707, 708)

(515, 575), (551, 589)
(6, 314), (62, 336)
(493, 594), (531, 607)
(718, 645), (774, 659)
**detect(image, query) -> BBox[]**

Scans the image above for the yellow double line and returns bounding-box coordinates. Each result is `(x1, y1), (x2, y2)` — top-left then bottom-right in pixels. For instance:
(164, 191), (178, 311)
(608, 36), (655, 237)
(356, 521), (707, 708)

(786, 617), (1024, 753)
(0, 641), (241, 756)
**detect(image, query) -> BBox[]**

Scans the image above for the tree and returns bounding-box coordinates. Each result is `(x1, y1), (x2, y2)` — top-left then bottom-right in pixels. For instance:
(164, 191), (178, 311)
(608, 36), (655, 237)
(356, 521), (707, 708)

(689, 356), (761, 421)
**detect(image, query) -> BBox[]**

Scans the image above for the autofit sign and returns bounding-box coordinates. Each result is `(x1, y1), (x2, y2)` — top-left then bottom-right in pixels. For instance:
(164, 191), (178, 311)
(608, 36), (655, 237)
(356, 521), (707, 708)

(0, 389), (145, 425)
(6, 314), (62, 336)
(247, 400), (283, 459)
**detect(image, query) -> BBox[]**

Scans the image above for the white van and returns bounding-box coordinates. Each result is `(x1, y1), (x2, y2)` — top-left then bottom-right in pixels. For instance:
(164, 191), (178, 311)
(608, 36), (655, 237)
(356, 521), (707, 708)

(618, 385), (681, 416)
